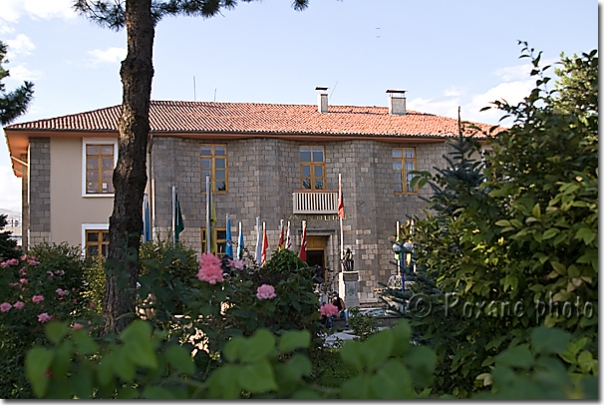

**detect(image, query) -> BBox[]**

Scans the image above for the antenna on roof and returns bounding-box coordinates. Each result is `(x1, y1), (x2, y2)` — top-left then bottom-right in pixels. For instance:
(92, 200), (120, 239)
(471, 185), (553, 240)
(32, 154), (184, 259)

(214, 87), (217, 102)
(329, 81), (338, 100)
(193, 76), (197, 101)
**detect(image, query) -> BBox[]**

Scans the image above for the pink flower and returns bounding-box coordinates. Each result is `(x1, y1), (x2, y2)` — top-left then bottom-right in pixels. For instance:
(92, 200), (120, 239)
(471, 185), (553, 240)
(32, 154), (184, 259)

(32, 295), (44, 304)
(28, 259), (40, 266)
(18, 268), (27, 276)
(8, 282), (18, 287)
(54, 270), (65, 276)
(37, 313), (52, 323)
(89, 301), (96, 308)
(319, 303), (339, 318)
(19, 278), (28, 284)
(1, 258), (18, 267)
(256, 284), (277, 300)
(197, 253), (224, 284)
(56, 288), (69, 297)
(47, 271), (54, 278)
(0, 302), (12, 312)
(21, 254), (28, 261)
(72, 323), (84, 330)
(13, 301), (24, 310)
(228, 259), (245, 270)
(44, 369), (52, 378)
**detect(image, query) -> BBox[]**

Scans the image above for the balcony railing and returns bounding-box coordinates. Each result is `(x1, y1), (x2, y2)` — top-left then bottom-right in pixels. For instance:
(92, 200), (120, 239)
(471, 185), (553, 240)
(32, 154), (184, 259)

(292, 190), (338, 214)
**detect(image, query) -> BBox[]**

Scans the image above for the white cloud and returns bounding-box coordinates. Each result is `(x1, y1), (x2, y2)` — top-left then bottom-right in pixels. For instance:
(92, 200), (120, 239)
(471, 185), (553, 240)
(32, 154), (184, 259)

(5, 64), (43, 82)
(0, 0), (76, 23)
(6, 34), (36, 58)
(88, 47), (127, 65)
(0, 165), (22, 212)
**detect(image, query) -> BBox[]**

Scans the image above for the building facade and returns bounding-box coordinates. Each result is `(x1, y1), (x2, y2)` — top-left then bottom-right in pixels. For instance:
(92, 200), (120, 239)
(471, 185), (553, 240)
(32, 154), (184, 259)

(4, 89), (492, 304)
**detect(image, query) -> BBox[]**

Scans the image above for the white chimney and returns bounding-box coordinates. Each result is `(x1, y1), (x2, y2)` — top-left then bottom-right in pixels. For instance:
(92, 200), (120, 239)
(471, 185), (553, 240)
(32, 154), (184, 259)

(316, 86), (329, 113)
(386, 89), (406, 115)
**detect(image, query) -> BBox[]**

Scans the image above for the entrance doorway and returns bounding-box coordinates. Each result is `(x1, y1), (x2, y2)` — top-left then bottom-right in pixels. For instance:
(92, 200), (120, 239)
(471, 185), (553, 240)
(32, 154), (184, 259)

(305, 236), (327, 268)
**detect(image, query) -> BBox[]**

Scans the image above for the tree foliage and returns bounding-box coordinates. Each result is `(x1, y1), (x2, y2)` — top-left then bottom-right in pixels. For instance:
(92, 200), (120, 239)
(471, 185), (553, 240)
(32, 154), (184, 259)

(385, 44), (598, 397)
(0, 41), (34, 126)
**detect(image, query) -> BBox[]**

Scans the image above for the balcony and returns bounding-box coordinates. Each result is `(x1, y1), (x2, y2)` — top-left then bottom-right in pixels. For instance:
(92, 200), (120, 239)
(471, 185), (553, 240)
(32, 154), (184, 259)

(292, 190), (338, 214)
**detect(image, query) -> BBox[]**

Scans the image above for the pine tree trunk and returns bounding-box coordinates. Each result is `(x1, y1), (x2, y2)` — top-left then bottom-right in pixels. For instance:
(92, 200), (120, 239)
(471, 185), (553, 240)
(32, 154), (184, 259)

(102, 0), (155, 334)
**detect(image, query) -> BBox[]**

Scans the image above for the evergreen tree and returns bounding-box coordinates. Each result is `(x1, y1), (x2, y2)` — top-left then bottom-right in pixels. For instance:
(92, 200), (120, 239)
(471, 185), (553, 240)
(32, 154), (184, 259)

(0, 41), (34, 125)
(0, 214), (21, 261)
(73, 0), (309, 333)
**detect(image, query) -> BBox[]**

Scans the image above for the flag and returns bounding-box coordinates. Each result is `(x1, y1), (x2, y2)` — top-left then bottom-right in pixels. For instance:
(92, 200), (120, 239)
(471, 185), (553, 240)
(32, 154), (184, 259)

(174, 188), (184, 244)
(394, 220), (401, 262)
(142, 193), (151, 242)
(277, 219), (284, 250)
(261, 222), (269, 265)
(338, 175), (345, 219)
(285, 221), (292, 250)
(210, 199), (217, 255)
(299, 221), (307, 262)
(254, 217), (262, 264)
(225, 215), (233, 258)
(237, 221), (244, 260)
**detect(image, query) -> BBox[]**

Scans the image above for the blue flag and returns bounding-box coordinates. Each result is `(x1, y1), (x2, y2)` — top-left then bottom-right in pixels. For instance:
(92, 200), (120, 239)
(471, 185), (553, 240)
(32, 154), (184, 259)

(142, 193), (151, 242)
(237, 222), (244, 260)
(225, 216), (233, 258)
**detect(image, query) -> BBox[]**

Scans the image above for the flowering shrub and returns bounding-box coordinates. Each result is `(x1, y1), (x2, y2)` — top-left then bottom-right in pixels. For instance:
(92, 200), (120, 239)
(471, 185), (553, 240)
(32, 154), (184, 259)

(256, 284), (276, 300)
(319, 303), (339, 318)
(0, 242), (100, 399)
(197, 253), (224, 284)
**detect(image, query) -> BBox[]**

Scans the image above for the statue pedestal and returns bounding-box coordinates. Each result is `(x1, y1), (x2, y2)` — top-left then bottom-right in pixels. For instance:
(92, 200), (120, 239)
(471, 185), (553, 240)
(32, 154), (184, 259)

(339, 271), (360, 308)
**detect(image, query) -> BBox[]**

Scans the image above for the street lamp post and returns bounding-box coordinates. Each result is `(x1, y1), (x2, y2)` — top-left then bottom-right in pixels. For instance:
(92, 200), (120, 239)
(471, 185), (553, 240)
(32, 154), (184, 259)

(392, 241), (413, 293)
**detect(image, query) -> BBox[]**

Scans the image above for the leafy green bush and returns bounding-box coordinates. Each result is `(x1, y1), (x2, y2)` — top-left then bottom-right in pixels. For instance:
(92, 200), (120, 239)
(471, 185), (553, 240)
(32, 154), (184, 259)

(347, 307), (379, 341)
(0, 242), (101, 398)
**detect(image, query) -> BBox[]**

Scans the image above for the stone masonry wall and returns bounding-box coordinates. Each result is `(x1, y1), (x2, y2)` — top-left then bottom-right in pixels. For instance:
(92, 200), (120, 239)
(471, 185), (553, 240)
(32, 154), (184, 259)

(150, 136), (450, 304)
(28, 137), (51, 247)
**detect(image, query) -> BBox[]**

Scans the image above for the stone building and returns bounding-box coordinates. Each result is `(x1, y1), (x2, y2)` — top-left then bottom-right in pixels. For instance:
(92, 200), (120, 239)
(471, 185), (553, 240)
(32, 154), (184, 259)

(3, 89), (493, 304)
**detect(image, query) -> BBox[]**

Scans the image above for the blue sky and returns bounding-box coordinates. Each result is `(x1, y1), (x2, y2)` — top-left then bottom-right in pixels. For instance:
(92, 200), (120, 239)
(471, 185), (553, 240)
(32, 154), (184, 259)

(0, 0), (599, 212)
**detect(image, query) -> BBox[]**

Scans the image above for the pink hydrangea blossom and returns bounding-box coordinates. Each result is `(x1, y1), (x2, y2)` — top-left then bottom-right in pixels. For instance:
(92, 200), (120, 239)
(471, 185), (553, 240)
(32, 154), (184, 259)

(28, 259), (40, 266)
(72, 323), (84, 330)
(13, 301), (24, 310)
(256, 284), (276, 300)
(38, 313), (52, 323)
(56, 288), (69, 297)
(228, 259), (245, 270)
(319, 303), (339, 318)
(19, 278), (28, 284)
(32, 295), (44, 304)
(0, 302), (12, 312)
(18, 268), (27, 276)
(197, 253), (224, 284)
(21, 254), (28, 261)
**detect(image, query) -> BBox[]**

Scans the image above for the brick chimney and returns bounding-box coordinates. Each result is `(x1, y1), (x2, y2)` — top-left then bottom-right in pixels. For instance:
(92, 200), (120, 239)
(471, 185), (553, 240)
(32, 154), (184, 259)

(316, 86), (328, 113)
(386, 89), (406, 115)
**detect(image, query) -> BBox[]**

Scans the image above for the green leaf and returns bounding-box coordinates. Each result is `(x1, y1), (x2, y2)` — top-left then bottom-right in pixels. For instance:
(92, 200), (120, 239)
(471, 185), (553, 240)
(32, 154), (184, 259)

(543, 228), (560, 240)
(550, 261), (566, 275)
(240, 329), (276, 363)
(238, 360), (278, 393)
(341, 375), (372, 399)
(532, 203), (542, 218)
(165, 345), (195, 375)
(362, 329), (394, 371)
(278, 330), (310, 354)
(577, 350), (595, 373)
(530, 326), (570, 355)
(340, 340), (365, 371)
(112, 347), (135, 382)
(495, 219), (512, 227)
(25, 347), (54, 398)
(45, 321), (69, 345)
(72, 329), (99, 355)
(371, 359), (414, 398)
(70, 368), (93, 399)
(143, 386), (177, 399)
(116, 386), (138, 399)
(404, 346), (437, 388)
(223, 336), (243, 363)
(495, 345), (533, 369)
(97, 354), (114, 387)
(575, 228), (596, 245)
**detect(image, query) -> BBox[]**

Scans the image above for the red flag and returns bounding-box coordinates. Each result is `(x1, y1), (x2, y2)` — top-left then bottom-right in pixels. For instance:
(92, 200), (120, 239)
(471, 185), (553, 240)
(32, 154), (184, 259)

(261, 222), (269, 265)
(299, 221), (307, 262)
(277, 219), (284, 250)
(338, 175), (345, 219)
(285, 221), (292, 250)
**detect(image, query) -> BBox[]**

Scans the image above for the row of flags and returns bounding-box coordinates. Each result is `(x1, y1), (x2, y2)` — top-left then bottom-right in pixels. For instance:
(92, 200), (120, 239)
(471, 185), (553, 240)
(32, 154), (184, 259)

(146, 173), (346, 266)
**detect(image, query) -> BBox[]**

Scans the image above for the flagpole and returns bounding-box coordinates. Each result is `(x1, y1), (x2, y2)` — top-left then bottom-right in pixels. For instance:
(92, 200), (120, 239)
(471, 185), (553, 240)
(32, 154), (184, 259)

(205, 176), (211, 254)
(396, 220), (401, 271)
(171, 185), (176, 246)
(339, 173), (344, 270)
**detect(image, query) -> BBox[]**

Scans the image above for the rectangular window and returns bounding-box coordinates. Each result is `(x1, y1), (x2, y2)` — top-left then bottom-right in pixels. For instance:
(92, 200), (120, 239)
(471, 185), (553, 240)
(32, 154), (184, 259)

(300, 146), (325, 190)
(201, 227), (227, 256)
(82, 139), (117, 196)
(201, 145), (228, 193)
(393, 148), (417, 193)
(85, 230), (109, 258)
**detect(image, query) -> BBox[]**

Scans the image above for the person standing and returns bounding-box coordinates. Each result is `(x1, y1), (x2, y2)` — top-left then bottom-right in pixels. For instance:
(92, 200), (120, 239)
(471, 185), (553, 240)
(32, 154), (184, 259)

(327, 291), (349, 328)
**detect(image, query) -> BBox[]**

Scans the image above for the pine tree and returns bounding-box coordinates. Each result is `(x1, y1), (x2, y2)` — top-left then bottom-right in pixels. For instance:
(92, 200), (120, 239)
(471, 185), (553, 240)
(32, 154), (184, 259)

(0, 41), (34, 125)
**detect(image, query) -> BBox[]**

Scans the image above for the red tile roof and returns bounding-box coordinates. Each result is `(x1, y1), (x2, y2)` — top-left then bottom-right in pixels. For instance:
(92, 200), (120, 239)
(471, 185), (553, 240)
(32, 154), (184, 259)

(4, 100), (498, 139)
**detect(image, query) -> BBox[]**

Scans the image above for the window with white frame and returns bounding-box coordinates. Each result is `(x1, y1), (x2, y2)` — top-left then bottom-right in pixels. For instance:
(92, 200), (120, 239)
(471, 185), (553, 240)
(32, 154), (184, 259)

(82, 138), (118, 196)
